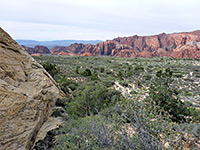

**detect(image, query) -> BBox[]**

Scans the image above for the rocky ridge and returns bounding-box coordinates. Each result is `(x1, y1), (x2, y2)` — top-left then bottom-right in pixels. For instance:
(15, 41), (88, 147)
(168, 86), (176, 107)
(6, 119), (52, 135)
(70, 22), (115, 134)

(50, 43), (94, 56)
(49, 30), (200, 59)
(0, 27), (65, 150)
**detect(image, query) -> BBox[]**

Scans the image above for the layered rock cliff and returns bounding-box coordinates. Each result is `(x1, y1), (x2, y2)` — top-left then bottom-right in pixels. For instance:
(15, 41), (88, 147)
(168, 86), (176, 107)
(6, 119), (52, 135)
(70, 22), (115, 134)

(50, 30), (200, 59)
(0, 28), (64, 150)
(50, 43), (94, 56)
(90, 30), (200, 58)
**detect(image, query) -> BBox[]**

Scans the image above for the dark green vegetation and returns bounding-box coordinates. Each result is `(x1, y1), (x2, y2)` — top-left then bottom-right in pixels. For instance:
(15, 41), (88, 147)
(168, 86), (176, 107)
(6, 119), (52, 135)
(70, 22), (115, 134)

(34, 55), (200, 149)
(42, 61), (60, 80)
(147, 68), (190, 123)
(66, 80), (122, 118)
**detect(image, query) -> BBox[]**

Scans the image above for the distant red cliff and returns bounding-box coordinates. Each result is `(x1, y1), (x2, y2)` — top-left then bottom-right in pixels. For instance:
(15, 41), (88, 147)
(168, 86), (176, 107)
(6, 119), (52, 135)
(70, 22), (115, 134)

(22, 45), (50, 55)
(83, 30), (200, 58)
(24, 30), (200, 59)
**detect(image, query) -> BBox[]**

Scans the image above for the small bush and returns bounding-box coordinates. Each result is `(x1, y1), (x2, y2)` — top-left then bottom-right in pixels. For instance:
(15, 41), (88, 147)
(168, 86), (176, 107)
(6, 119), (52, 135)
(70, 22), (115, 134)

(55, 99), (186, 150)
(66, 81), (122, 118)
(102, 79), (115, 87)
(134, 66), (144, 71)
(75, 66), (80, 74)
(81, 68), (92, 77)
(90, 72), (99, 80)
(135, 80), (142, 87)
(58, 76), (70, 93)
(117, 71), (123, 79)
(130, 90), (137, 94)
(184, 92), (193, 96)
(58, 76), (78, 93)
(147, 68), (189, 123)
(144, 74), (152, 80)
(42, 61), (60, 79)
(100, 67), (105, 73)
(119, 80), (129, 87)
(184, 101), (193, 107)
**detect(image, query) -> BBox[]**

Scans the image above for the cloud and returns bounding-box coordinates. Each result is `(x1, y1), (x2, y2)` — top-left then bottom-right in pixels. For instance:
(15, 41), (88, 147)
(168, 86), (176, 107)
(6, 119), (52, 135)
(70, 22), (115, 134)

(0, 0), (199, 40)
(0, 20), (134, 40)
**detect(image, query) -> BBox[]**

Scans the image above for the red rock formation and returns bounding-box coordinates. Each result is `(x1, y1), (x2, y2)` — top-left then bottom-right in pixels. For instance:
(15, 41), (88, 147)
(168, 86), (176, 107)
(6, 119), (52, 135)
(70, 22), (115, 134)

(22, 45), (35, 54)
(22, 45), (50, 54)
(31, 53), (41, 56)
(57, 51), (69, 55)
(88, 30), (200, 58)
(170, 41), (200, 59)
(34, 45), (50, 54)
(114, 49), (138, 57)
(50, 46), (68, 54)
(51, 43), (95, 55)
(39, 30), (200, 59)
(81, 52), (93, 56)
(80, 44), (95, 54)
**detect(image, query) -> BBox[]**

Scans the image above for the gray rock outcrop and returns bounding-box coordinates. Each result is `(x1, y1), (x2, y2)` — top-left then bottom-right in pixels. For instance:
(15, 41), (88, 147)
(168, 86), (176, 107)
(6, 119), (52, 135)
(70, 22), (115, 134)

(0, 27), (64, 150)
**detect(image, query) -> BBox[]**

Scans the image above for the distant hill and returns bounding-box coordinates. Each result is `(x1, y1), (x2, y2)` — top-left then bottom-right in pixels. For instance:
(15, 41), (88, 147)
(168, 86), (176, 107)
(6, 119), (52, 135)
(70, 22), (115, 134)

(16, 39), (103, 49)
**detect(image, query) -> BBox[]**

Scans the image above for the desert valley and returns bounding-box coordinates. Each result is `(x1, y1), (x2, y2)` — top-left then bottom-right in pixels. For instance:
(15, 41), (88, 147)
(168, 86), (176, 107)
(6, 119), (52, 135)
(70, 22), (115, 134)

(0, 27), (200, 149)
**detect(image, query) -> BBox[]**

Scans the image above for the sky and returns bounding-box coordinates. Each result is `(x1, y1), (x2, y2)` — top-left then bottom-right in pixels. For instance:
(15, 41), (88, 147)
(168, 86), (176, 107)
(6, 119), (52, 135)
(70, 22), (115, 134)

(0, 0), (199, 41)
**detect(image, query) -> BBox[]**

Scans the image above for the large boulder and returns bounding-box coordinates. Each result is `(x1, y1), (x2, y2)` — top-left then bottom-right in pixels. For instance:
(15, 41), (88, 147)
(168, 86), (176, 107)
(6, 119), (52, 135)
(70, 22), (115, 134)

(0, 27), (64, 150)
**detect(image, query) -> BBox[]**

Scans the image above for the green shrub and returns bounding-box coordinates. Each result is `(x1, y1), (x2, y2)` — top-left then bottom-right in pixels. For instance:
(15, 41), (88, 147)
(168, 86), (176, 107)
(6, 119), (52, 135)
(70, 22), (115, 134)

(184, 101), (193, 107)
(130, 90), (137, 94)
(134, 66), (144, 71)
(55, 99), (185, 150)
(184, 92), (193, 96)
(90, 72), (99, 80)
(106, 70), (114, 76)
(42, 61), (60, 79)
(144, 74), (152, 80)
(173, 73), (183, 78)
(58, 76), (78, 93)
(58, 76), (70, 93)
(102, 79), (115, 87)
(187, 108), (200, 122)
(100, 67), (105, 73)
(147, 68), (189, 123)
(135, 80), (142, 87)
(119, 80), (129, 87)
(75, 66), (80, 74)
(126, 71), (133, 77)
(66, 81), (122, 118)
(117, 71), (123, 79)
(81, 68), (92, 77)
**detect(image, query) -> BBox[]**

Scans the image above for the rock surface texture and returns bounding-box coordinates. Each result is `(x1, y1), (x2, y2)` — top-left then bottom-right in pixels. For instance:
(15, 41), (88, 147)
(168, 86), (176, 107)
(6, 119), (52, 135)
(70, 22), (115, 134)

(50, 30), (200, 58)
(0, 28), (64, 150)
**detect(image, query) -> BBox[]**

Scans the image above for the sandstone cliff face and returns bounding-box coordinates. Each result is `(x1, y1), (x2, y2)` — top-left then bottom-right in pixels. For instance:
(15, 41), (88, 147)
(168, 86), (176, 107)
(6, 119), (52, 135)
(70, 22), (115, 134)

(170, 41), (200, 59)
(49, 30), (200, 58)
(104, 31), (200, 58)
(0, 28), (64, 150)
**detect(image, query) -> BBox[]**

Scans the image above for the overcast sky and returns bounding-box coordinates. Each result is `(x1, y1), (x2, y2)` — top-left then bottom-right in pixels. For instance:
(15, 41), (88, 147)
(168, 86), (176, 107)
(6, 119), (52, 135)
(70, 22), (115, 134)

(0, 0), (199, 40)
